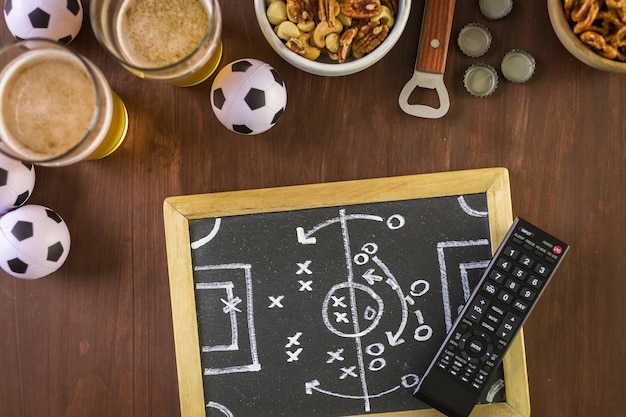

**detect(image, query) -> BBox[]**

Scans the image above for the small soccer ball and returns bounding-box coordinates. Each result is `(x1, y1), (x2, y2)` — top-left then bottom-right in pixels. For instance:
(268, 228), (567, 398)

(0, 204), (70, 279)
(211, 59), (287, 135)
(3, 0), (83, 44)
(0, 153), (35, 215)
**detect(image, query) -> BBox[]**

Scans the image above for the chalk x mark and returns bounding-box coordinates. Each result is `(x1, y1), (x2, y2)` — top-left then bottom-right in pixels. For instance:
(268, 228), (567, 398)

(191, 218), (222, 249)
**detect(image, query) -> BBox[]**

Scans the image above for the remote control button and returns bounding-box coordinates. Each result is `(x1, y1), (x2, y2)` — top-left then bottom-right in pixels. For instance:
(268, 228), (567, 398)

(482, 282), (498, 296)
(519, 287), (536, 301)
(490, 304), (505, 316)
(512, 299), (529, 313)
(496, 257), (513, 271)
(466, 295), (490, 323)
(496, 312), (522, 342)
(534, 263), (550, 277)
(480, 320), (496, 332)
(460, 331), (493, 360)
(497, 290), (513, 304)
(544, 254), (557, 264)
(485, 312), (501, 324)
(505, 278), (521, 292)
(489, 270), (506, 283)
(512, 267), (528, 280)
(504, 245), (520, 259)
(527, 275), (544, 289)
(519, 254), (534, 268)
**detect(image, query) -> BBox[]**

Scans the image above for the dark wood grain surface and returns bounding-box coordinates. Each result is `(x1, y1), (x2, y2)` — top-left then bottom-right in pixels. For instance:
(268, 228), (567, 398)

(1, 0), (624, 416)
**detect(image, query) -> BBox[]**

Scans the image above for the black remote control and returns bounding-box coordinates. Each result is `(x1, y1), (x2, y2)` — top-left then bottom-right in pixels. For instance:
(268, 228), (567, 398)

(413, 217), (568, 417)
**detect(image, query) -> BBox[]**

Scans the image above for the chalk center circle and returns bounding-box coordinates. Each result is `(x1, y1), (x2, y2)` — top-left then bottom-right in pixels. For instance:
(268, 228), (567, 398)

(322, 281), (384, 338)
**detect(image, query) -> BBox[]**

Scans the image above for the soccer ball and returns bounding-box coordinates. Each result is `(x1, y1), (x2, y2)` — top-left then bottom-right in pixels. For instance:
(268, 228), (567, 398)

(211, 59), (287, 135)
(0, 204), (70, 279)
(3, 0), (83, 44)
(0, 153), (35, 215)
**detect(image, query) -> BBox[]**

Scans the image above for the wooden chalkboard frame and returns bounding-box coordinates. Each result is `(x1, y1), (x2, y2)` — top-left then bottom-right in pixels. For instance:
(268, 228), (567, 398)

(163, 167), (531, 417)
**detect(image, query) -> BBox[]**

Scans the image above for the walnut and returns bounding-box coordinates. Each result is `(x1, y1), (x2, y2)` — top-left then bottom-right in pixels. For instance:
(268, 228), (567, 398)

(338, 27), (358, 63)
(340, 0), (381, 19)
(352, 21), (388, 58)
(318, 0), (340, 25)
(287, 0), (315, 24)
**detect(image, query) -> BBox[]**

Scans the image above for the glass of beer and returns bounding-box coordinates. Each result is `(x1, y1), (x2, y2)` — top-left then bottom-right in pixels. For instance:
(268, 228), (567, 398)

(90, 0), (223, 87)
(0, 39), (129, 167)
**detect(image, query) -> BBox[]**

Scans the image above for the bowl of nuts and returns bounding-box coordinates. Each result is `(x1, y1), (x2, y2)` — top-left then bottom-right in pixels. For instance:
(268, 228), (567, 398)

(254, 0), (411, 76)
(548, 0), (626, 72)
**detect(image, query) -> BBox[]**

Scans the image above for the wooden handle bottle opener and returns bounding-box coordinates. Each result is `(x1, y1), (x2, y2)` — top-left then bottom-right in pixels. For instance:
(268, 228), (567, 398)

(399, 0), (456, 118)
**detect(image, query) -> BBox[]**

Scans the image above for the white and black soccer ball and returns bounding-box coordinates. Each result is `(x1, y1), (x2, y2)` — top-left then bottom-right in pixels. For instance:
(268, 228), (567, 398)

(0, 153), (35, 215)
(0, 204), (70, 279)
(211, 59), (287, 135)
(3, 0), (83, 44)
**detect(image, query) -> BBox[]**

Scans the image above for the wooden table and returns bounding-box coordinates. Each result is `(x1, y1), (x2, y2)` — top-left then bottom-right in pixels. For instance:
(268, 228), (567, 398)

(1, 1), (624, 416)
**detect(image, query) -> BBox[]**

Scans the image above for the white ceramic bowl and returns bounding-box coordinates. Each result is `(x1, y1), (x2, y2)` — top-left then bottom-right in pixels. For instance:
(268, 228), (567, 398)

(548, 0), (626, 72)
(254, 0), (411, 76)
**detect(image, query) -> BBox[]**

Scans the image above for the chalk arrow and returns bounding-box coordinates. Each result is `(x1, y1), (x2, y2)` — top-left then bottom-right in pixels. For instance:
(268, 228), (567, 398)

(362, 268), (383, 285)
(297, 213), (384, 245)
(373, 256), (408, 348)
(385, 331), (405, 347)
(297, 227), (317, 244)
(305, 379), (320, 394)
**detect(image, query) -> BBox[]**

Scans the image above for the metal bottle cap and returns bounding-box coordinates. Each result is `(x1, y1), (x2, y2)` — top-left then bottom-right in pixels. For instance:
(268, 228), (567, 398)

(479, 0), (513, 20)
(457, 23), (492, 58)
(463, 64), (498, 97)
(501, 49), (536, 83)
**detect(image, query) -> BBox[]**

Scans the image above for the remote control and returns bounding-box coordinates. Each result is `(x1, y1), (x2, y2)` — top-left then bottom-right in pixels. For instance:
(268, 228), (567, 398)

(413, 217), (568, 417)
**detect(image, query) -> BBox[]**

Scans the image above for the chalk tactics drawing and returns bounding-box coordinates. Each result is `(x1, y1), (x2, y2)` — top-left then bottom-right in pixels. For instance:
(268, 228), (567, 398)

(194, 263), (261, 376)
(188, 195), (506, 417)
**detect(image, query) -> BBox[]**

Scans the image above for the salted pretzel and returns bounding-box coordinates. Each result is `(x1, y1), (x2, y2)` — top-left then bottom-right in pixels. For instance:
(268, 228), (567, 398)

(564, 0), (626, 61)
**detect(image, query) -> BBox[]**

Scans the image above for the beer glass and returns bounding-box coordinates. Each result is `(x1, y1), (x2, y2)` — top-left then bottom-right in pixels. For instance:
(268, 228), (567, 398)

(0, 39), (128, 166)
(90, 0), (223, 87)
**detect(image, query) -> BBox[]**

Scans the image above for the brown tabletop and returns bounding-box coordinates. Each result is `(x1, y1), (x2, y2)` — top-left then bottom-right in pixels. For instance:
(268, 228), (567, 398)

(1, 1), (624, 416)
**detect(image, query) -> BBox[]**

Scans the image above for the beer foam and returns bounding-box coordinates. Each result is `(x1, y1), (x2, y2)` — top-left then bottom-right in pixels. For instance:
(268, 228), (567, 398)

(0, 49), (96, 160)
(116, 0), (210, 69)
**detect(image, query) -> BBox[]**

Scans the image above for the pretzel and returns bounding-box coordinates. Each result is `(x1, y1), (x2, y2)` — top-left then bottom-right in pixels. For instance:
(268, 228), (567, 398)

(564, 0), (626, 61)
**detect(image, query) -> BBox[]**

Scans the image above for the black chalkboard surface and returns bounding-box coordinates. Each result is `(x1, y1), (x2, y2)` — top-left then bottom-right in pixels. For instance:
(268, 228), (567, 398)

(164, 168), (530, 417)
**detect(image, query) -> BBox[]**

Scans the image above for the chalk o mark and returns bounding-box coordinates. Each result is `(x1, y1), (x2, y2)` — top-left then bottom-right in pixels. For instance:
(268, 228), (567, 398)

(207, 401), (234, 417)
(322, 282), (384, 338)
(457, 196), (488, 217)
(387, 214), (405, 230)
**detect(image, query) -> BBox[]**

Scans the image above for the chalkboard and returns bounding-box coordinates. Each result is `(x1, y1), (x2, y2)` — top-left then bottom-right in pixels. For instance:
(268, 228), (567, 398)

(164, 168), (531, 417)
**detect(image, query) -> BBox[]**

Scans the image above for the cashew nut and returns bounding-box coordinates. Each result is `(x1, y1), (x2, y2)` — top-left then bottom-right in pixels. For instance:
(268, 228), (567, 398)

(312, 19), (343, 49)
(266, 1), (288, 25)
(297, 20), (316, 32)
(275, 20), (301, 41)
(336, 13), (352, 27)
(371, 5), (394, 28)
(297, 33), (322, 60)
(325, 32), (340, 53)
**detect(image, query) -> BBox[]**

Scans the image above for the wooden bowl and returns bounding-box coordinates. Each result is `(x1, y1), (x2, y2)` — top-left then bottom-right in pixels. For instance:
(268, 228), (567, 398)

(547, 0), (626, 72)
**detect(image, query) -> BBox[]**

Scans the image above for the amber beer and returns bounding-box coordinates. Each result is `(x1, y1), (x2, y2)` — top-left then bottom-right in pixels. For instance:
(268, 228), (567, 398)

(0, 40), (128, 166)
(91, 0), (223, 86)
